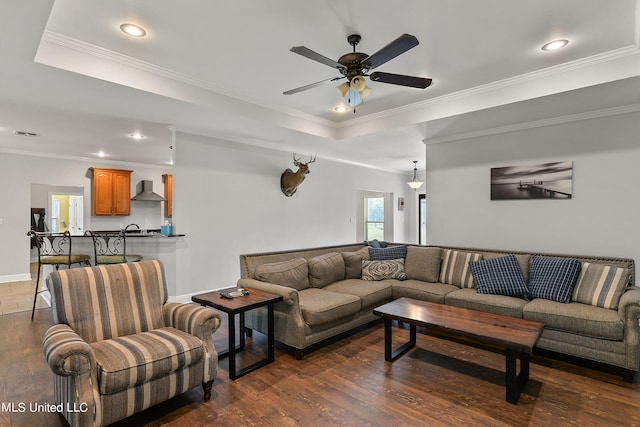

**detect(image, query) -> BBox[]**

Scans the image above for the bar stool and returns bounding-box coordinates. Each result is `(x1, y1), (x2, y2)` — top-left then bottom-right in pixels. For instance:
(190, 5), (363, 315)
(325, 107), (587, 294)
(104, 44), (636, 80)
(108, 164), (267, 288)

(85, 230), (143, 265)
(26, 230), (91, 320)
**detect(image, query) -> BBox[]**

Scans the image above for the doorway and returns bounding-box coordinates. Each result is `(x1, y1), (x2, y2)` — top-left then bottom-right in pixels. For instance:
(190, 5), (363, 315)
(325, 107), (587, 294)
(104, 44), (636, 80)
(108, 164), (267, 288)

(419, 194), (426, 245)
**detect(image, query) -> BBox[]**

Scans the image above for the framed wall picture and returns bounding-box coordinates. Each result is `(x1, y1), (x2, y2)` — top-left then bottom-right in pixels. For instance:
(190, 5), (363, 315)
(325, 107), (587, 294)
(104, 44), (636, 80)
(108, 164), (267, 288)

(491, 161), (573, 200)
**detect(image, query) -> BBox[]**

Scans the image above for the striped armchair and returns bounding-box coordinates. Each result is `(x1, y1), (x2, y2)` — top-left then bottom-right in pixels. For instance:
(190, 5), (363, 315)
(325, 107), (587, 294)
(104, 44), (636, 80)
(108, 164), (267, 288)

(42, 260), (221, 427)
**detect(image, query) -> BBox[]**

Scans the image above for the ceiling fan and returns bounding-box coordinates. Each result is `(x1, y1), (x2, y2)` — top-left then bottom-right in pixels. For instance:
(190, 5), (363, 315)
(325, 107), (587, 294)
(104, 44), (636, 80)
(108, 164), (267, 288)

(283, 33), (432, 108)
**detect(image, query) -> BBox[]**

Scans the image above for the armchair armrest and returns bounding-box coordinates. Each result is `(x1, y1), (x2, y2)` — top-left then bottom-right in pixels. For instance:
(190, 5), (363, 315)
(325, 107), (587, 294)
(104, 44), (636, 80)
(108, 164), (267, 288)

(163, 303), (221, 385)
(42, 324), (95, 377)
(163, 302), (221, 340)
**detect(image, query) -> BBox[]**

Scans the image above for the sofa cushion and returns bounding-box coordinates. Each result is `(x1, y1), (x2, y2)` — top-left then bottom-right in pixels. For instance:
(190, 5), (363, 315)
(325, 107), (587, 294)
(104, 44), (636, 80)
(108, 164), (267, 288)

(446, 288), (529, 318)
(528, 256), (582, 303)
(404, 246), (442, 282)
(439, 249), (483, 288)
(308, 252), (345, 288)
(369, 245), (407, 261)
(255, 258), (309, 291)
(342, 247), (370, 279)
(323, 279), (393, 308)
(523, 299), (623, 340)
(572, 262), (631, 309)
(92, 327), (204, 395)
(392, 279), (458, 304)
(469, 255), (529, 297)
(298, 288), (361, 326)
(362, 259), (406, 281)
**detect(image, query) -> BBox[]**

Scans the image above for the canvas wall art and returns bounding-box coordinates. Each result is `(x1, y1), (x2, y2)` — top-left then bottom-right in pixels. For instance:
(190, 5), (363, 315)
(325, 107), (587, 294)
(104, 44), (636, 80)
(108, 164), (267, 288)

(491, 161), (573, 200)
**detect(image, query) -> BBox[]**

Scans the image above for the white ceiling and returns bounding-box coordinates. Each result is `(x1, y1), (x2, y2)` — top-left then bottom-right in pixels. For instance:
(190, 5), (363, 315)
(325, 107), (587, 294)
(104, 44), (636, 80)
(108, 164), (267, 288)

(0, 0), (639, 173)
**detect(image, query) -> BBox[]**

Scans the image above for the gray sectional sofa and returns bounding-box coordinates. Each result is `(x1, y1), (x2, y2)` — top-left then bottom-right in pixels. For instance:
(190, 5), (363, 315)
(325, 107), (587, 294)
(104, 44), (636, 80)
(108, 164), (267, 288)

(237, 243), (639, 379)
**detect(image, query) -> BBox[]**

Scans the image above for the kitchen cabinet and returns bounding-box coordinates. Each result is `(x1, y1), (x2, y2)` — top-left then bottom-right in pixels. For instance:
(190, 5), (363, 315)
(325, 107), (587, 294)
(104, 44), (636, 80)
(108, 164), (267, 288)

(92, 168), (132, 216)
(163, 174), (173, 217)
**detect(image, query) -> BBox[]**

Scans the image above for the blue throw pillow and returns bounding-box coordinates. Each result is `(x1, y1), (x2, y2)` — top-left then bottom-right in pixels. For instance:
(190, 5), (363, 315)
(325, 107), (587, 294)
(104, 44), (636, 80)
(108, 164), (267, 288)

(369, 246), (407, 261)
(528, 256), (582, 303)
(469, 255), (529, 297)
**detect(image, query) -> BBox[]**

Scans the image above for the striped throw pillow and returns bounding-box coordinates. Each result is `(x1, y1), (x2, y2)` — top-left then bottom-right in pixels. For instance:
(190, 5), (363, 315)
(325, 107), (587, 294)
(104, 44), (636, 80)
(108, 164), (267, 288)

(572, 263), (631, 309)
(439, 249), (482, 288)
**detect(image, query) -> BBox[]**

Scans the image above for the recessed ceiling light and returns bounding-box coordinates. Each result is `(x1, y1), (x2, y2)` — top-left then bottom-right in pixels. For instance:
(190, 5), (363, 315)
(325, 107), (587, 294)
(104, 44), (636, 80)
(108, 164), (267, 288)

(120, 23), (147, 37)
(129, 132), (145, 140)
(541, 39), (569, 51)
(334, 106), (349, 113)
(96, 151), (107, 158)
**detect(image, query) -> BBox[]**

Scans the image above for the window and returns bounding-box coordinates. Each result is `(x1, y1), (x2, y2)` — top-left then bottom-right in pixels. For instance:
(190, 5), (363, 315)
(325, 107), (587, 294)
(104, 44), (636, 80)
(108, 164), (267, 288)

(365, 196), (384, 240)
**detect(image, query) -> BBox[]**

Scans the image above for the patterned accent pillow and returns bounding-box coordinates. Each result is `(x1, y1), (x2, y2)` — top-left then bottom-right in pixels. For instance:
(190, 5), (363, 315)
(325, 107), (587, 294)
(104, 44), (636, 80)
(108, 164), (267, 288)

(468, 255), (529, 297)
(528, 256), (582, 303)
(369, 246), (407, 261)
(439, 249), (483, 288)
(572, 262), (631, 309)
(361, 259), (406, 281)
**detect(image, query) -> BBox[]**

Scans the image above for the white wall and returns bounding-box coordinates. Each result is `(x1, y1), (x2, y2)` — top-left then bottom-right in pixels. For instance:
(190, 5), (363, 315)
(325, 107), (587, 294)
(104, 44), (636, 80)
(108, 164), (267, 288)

(426, 111), (640, 264)
(0, 152), (170, 281)
(173, 132), (417, 296)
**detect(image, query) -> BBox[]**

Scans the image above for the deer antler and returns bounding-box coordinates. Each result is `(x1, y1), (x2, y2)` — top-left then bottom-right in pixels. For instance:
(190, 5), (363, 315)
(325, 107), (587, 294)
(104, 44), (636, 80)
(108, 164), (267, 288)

(307, 154), (317, 164)
(293, 152), (302, 166)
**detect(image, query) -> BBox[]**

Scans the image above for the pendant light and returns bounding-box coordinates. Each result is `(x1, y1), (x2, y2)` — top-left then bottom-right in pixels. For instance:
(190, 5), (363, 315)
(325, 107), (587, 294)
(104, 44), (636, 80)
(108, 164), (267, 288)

(407, 160), (424, 190)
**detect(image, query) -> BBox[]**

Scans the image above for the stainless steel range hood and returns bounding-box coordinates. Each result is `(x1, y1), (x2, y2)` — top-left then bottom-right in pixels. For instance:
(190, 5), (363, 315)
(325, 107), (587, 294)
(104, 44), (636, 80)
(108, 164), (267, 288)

(131, 180), (166, 201)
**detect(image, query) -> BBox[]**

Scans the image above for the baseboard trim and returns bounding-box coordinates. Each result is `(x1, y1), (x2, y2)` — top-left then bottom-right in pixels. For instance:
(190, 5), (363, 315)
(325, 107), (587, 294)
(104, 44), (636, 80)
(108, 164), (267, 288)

(168, 287), (227, 304)
(0, 273), (31, 284)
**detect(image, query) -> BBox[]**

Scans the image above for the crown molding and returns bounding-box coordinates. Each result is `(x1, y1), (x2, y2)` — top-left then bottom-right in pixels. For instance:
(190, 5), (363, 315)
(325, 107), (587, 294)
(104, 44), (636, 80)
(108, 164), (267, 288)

(423, 103), (640, 145)
(0, 147), (172, 169)
(40, 31), (338, 130)
(337, 45), (640, 131)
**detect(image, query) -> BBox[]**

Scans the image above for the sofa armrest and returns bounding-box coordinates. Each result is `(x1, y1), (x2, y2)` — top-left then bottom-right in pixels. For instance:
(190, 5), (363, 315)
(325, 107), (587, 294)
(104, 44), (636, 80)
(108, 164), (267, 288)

(42, 324), (95, 377)
(163, 302), (221, 339)
(237, 278), (300, 307)
(618, 287), (640, 322)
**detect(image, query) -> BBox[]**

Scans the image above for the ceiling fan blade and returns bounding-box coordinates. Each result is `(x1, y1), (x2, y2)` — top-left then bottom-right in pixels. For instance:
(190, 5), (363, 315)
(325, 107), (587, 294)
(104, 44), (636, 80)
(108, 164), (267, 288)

(290, 46), (347, 71)
(283, 77), (343, 95)
(362, 33), (420, 70)
(370, 72), (432, 89)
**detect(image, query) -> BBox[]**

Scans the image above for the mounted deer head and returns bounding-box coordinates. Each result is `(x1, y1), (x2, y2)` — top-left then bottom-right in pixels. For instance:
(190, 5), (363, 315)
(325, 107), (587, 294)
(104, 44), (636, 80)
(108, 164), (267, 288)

(280, 153), (316, 197)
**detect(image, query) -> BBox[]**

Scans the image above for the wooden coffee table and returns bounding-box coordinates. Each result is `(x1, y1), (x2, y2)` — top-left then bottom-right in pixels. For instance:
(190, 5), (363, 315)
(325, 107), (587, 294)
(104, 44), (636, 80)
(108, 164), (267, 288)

(373, 297), (544, 404)
(192, 287), (283, 380)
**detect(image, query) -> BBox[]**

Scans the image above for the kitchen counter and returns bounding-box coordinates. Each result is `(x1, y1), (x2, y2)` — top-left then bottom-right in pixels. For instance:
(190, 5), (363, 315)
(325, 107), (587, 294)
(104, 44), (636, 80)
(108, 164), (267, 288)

(86, 230), (185, 238)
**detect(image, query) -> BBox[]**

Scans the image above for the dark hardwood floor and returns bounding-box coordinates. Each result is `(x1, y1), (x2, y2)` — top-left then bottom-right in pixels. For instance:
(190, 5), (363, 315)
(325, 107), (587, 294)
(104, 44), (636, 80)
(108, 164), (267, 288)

(2, 307), (640, 426)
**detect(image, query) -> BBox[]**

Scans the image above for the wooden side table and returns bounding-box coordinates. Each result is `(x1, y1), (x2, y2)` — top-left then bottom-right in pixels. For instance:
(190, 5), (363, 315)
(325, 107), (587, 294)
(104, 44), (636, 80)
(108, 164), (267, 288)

(192, 287), (283, 380)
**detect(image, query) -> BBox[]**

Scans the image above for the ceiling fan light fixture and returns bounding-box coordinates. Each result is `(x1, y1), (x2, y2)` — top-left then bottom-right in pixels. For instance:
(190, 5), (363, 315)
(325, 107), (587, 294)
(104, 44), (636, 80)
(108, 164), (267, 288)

(350, 76), (366, 92)
(541, 39), (568, 51)
(120, 23), (147, 37)
(336, 82), (350, 97)
(359, 85), (372, 99)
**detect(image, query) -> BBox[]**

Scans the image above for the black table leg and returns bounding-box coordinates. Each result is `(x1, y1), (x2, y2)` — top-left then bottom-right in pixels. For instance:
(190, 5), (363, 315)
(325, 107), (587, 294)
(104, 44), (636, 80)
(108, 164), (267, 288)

(384, 318), (416, 362)
(506, 348), (530, 404)
(267, 303), (275, 362)
(228, 312), (237, 380)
